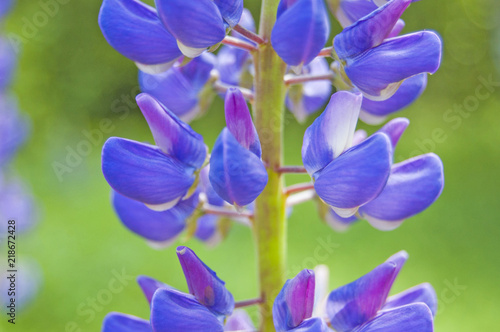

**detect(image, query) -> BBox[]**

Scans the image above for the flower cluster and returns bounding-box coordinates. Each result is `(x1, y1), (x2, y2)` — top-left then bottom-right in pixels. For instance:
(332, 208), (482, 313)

(98, 0), (445, 330)
(0, 0), (41, 311)
(102, 247), (436, 331)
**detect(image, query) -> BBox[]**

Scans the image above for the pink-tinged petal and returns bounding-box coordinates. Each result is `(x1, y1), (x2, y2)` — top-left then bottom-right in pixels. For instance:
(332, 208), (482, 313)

(177, 246), (235, 317)
(225, 88), (261, 157)
(302, 91), (363, 175)
(274, 269), (316, 331)
(326, 257), (401, 331)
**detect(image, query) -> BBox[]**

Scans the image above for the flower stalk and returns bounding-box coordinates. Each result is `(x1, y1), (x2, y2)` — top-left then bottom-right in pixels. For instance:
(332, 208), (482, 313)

(252, 0), (288, 330)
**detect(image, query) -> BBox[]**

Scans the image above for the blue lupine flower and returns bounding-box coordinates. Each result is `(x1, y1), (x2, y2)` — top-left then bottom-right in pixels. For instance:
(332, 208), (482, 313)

(216, 9), (256, 88)
(102, 247), (234, 332)
(0, 0), (14, 20)
(286, 57), (332, 123)
(111, 190), (198, 246)
(0, 177), (38, 237)
(359, 73), (427, 124)
(0, 95), (29, 168)
(302, 91), (392, 217)
(210, 88), (268, 206)
(99, 0), (183, 74)
(273, 269), (330, 332)
(156, 0), (244, 57)
(139, 53), (216, 122)
(333, 0), (442, 100)
(272, 0), (330, 67)
(326, 251), (437, 332)
(102, 93), (207, 211)
(324, 117), (444, 231)
(0, 37), (16, 91)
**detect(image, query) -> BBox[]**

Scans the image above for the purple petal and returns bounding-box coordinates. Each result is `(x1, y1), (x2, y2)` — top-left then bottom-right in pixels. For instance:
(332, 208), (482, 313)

(98, 0), (181, 65)
(313, 133), (392, 211)
(216, 46), (252, 87)
(200, 166), (225, 207)
(139, 53), (216, 121)
(224, 309), (256, 331)
(387, 19), (405, 38)
(233, 8), (256, 36)
(209, 128), (268, 206)
(274, 269), (316, 331)
(177, 246), (235, 317)
(326, 259), (400, 331)
(302, 91), (362, 175)
(361, 73), (427, 117)
(156, 0), (226, 49)
(359, 153), (444, 228)
(289, 317), (331, 332)
(112, 190), (198, 242)
(353, 303), (433, 332)
(271, 0), (330, 66)
(0, 96), (29, 167)
(102, 137), (195, 207)
(0, 38), (17, 90)
(137, 275), (172, 305)
(335, 0), (411, 60)
(383, 283), (437, 316)
(151, 288), (224, 332)
(102, 312), (152, 332)
(286, 58), (332, 122)
(136, 93), (207, 169)
(195, 214), (219, 243)
(225, 88), (261, 157)
(0, 0), (14, 18)
(345, 31), (442, 100)
(214, 0), (244, 28)
(335, 0), (378, 28)
(377, 117), (409, 149)
(0, 178), (37, 235)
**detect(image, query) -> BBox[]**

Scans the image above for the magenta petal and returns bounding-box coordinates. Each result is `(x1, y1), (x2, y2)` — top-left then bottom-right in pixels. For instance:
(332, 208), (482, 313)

(224, 88), (261, 157)
(176, 246), (235, 317)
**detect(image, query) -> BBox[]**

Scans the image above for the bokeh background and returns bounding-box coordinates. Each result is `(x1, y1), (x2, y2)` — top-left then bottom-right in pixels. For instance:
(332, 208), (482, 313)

(1, 0), (499, 330)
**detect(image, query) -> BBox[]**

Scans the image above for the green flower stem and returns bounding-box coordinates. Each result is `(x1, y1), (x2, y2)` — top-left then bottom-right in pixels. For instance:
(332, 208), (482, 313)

(252, 0), (288, 330)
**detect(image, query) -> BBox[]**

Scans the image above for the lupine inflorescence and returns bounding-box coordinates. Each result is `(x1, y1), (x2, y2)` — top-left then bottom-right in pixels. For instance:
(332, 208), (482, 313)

(0, 0), (41, 311)
(99, 0), (444, 330)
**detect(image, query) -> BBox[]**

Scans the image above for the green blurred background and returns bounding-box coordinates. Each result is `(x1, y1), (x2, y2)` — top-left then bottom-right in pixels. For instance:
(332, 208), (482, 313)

(1, 0), (499, 330)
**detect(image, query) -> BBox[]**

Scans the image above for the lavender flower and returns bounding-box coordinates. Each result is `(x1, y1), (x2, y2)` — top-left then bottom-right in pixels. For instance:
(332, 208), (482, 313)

(102, 93), (207, 211)
(102, 247), (234, 332)
(0, 95), (29, 167)
(326, 251), (437, 331)
(209, 88), (268, 207)
(0, 37), (16, 91)
(333, 0), (442, 100)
